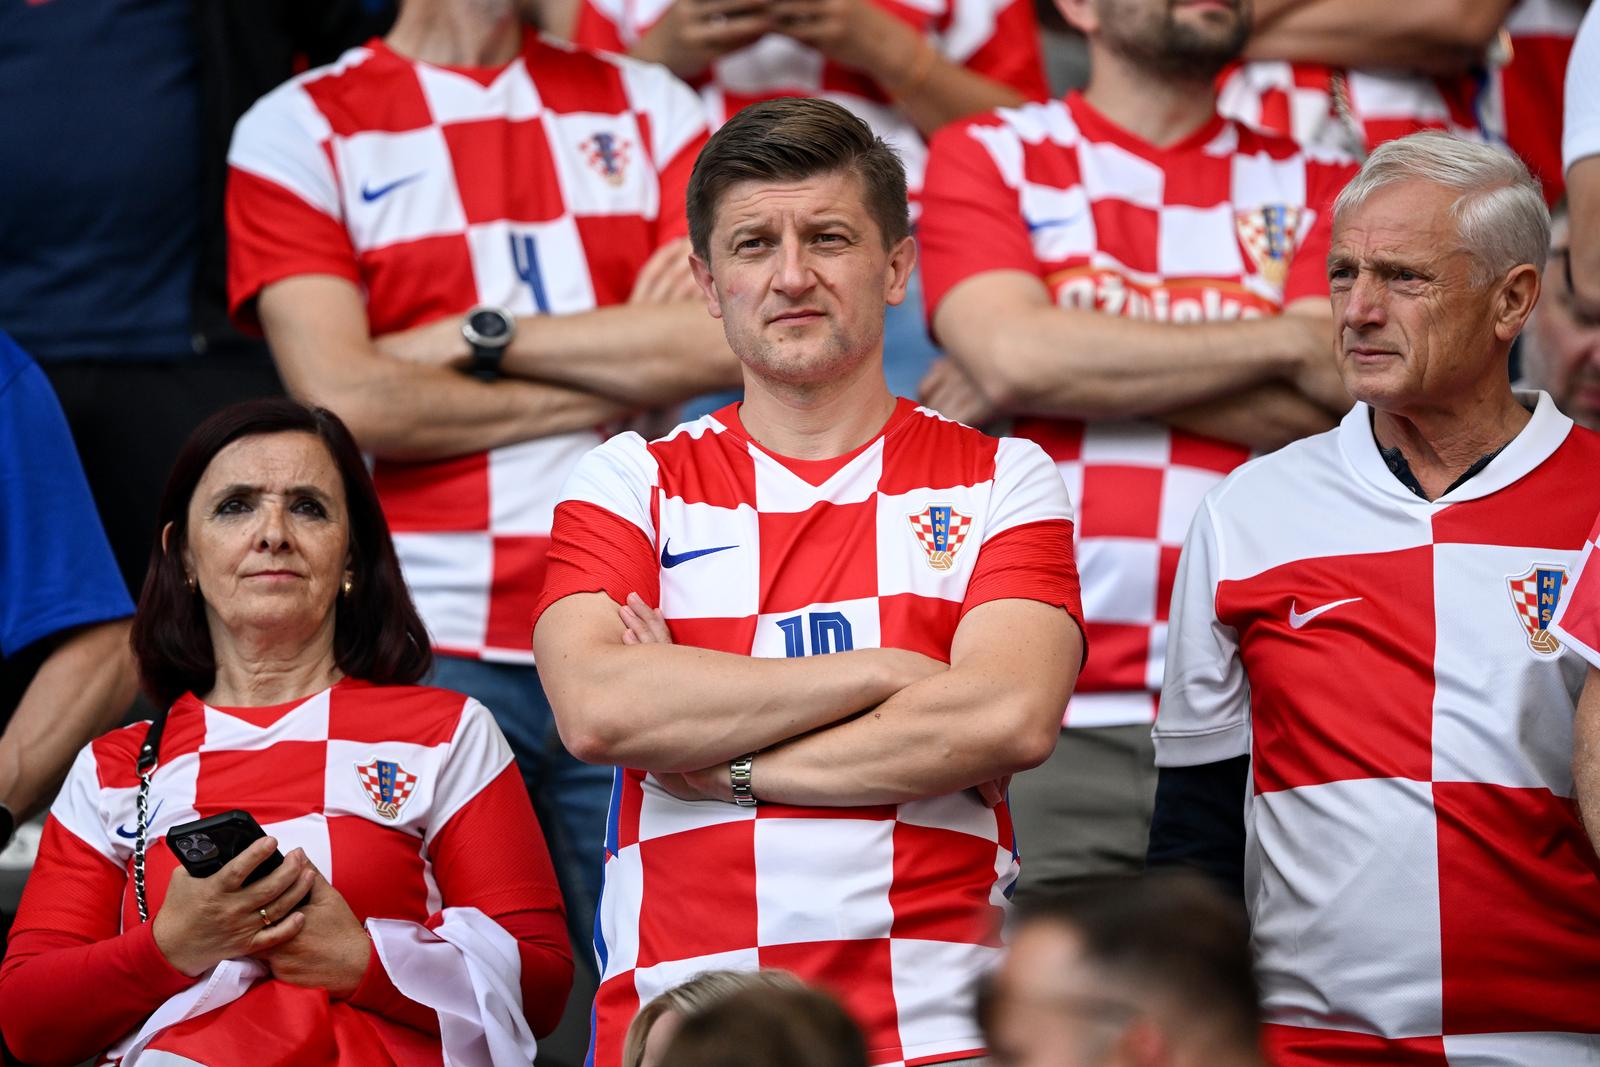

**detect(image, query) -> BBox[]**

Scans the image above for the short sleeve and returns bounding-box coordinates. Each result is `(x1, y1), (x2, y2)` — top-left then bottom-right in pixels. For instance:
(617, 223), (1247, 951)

(1551, 511), (1600, 669)
(945, 0), (1048, 101)
(225, 81), (360, 330)
(0, 337), (133, 656)
(1283, 153), (1358, 306)
(919, 118), (1041, 325)
(532, 434), (662, 628)
(1565, 4), (1600, 171)
(1153, 497), (1252, 767)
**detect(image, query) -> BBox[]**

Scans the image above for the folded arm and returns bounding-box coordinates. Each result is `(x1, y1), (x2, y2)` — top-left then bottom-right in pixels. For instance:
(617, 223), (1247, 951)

(260, 275), (630, 461)
(1573, 666), (1600, 856)
(1245, 0), (1514, 73)
(934, 271), (1343, 438)
(534, 591), (944, 771)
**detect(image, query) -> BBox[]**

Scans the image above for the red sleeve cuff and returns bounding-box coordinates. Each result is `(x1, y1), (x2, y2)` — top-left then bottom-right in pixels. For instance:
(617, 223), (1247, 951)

(964, 519), (1087, 661)
(126, 920), (199, 999)
(532, 501), (661, 631)
(347, 937), (440, 1032)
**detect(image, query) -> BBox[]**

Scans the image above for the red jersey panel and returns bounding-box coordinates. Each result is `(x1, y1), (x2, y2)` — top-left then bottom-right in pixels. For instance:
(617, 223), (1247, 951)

(534, 400), (1083, 1067)
(226, 31), (708, 662)
(920, 92), (1355, 726)
(1156, 394), (1600, 1061)
(572, 0), (1047, 196)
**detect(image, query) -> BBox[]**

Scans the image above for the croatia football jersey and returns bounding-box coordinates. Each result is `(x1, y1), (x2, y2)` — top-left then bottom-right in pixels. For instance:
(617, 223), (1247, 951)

(1155, 394), (1600, 1064)
(571, 0), (1047, 196)
(0, 681), (569, 1065)
(226, 30), (708, 663)
(532, 399), (1084, 1067)
(1490, 0), (1584, 205)
(919, 92), (1354, 727)
(1551, 508), (1600, 667)
(1216, 62), (1482, 159)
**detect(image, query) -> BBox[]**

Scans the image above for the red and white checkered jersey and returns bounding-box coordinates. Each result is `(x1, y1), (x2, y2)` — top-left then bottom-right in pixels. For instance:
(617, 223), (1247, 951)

(531, 399), (1084, 1067)
(920, 92), (1355, 727)
(0, 681), (570, 1065)
(1488, 0), (1582, 205)
(1155, 394), (1600, 1064)
(226, 30), (708, 663)
(1217, 62), (1482, 158)
(571, 0), (1047, 196)
(1551, 507), (1600, 668)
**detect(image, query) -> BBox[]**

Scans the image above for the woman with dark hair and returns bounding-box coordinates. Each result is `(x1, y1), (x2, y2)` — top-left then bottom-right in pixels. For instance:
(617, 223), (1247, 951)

(0, 398), (573, 1066)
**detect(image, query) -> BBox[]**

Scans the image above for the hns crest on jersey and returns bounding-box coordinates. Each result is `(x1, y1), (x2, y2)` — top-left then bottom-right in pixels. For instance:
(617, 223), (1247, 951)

(908, 504), (972, 571)
(581, 132), (631, 187)
(356, 758), (418, 820)
(1236, 205), (1302, 290)
(1506, 564), (1568, 656)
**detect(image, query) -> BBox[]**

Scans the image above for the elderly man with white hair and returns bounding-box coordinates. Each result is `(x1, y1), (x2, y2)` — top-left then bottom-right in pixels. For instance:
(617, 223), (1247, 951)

(1149, 131), (1600, 1065)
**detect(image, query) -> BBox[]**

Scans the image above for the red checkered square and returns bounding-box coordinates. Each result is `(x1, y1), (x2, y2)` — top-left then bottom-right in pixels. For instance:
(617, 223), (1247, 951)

(758, 499), (880, 614)
(889, 823), (1006, 946)
(878, 593), (961, 661)
(760, 938), (900, 1062)
(360, 234), (479, 335)
(443, 118), (564, 225)
(1077, 466), (1164, 540)
(1220, 547), (1436, 793)
(667, 616), (758, 654)
(373, 453), (490, 534)
(651, 424), (758, 509)
(1264, 1026), (1446, 1066)
(1087, 197), (1160, 274)
(194, 741), (327, 824)
(592, 976), (641, 1067)
(634, 823), (758, 968)
(1435, 782), (1600, 1036)
(328, 812), (428, 920)
(485, 535), (552, 654)
(575, 214), (657, 305)
(328, 684), (463, 748)
(302, 51), (434, 136)
(878, 410), (998, 496)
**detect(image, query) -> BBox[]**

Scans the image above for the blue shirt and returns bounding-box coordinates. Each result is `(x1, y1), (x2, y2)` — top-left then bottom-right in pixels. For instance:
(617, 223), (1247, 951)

(0, 330), (133, 655)
(0, 0), (200, 362)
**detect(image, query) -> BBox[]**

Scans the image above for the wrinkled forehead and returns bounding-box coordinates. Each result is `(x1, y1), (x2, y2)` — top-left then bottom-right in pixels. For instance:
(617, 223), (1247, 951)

(711, 170), (874, 231)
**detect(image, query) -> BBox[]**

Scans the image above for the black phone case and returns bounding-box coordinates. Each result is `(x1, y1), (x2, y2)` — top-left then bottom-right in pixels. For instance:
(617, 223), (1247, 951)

(165, 810), (284, 885)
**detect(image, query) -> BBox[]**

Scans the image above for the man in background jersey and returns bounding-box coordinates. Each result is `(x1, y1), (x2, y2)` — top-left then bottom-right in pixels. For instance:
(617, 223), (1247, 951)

(224, 0), (743, 1052)
(1521, 209), (1600, 431)
(917, 0), (1354, 895)
(1154, 133), (1600, 1064)
(532, 98), (1086, 1067)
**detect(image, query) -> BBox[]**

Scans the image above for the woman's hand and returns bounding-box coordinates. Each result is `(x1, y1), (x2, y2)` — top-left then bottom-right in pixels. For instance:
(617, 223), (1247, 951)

(151, 839), (314, 977)
(259, 869), (372, 1000)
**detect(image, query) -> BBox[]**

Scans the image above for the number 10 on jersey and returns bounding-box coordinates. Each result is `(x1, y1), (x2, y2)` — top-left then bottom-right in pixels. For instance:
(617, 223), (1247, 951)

(776, 611), (855, 657)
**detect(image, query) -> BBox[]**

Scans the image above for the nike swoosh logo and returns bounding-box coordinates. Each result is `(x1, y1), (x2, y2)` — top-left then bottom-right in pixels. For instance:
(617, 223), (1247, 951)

(1026, 213), (1084, 234)
(660, 540), (737, 569)
(115, 798), (163, 839)
(360, 173), (424, 202)
(1288, 597), (1363, 630)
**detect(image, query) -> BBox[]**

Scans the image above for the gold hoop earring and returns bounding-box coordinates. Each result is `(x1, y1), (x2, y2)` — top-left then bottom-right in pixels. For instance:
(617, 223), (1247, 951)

(341, 575), (353, 597)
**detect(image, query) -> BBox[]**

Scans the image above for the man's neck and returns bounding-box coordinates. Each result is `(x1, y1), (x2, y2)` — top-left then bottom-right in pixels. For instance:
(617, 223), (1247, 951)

(1372, 387), (1532, 501)
(204, 620), (343, 709)
(1080, 47), (1218, 148)
(737, 357), (899, 460)
(386, 0), (523, 67)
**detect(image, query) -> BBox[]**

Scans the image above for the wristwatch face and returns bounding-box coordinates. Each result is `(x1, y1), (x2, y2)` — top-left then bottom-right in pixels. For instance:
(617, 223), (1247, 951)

(466, 308), (513, 347)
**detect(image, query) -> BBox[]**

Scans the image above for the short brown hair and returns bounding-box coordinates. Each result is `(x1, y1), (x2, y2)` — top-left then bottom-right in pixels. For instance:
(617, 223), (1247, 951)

(131, 398), (432, 708)
(657, 983), (869, 1067)
(623, 969), (807, 1067)
(686, 97), (909, 258)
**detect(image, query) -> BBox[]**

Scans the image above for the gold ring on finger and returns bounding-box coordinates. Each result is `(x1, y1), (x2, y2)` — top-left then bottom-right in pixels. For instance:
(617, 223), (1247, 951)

(259, 907), (273, 928)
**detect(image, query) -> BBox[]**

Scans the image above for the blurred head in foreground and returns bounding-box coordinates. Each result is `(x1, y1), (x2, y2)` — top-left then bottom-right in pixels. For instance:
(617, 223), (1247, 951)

(653, 978), (869, 1067)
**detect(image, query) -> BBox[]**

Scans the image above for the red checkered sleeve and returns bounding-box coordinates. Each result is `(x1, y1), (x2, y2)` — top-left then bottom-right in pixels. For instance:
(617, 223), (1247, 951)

(1283, 155), (1358, 306)
(958, 0), (1048, 101)
(919, 116), (1040, 325)
(0, 749), (195, 1065)
(1552, 512), (1600, 669)
(226, 85), (360, 332)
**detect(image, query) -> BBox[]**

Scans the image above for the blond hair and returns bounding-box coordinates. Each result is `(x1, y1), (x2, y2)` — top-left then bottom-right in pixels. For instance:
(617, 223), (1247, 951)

(622, 969), (808, 1067)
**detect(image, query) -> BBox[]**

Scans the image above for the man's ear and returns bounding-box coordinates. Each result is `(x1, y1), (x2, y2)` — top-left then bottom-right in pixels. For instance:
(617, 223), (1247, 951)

(690, 252), (724, 320)
(884, 235), (917, 308)
(1494, 262), (1542, 343)
(1055, 0), (1096, 36)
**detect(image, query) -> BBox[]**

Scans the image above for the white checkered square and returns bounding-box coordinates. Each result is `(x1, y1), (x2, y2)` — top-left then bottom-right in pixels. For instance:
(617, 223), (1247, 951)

(898, 791), (999, 841)
(335, 127), (467, 252)
(1430, 543), (1585, 795)
(598, 845), (646, 979)
(1159, 466), (1226, 545)
(415, 62), (542, 124)
(657, 500), (760, 620)
(488, 434), (596, 534)
(754, 820), (895, 945)
(633, 947), (762, 1004)
(875, 486), (984, 599)
(1078, 539), (1160, 625)
(545, 111), (658, 219)
(1078, 420), (1171, 466)
(465, 218), (597, 316)
(752, 441), (884, 514)
(1157, 202), (1244, 277)
(262, 811), (333, 887)
(1021, 181), (1095, 263)
(751, 598), (882, 659)
(1252, 778), (1443, 1039)
(1075, 138), (1163, 210)
(394, 531), (492, 655)
(325, 737), (440, 834)
(889, 939), (1000, 1059)
(201, 689), (332, 752)
(637, 777), (757, 842)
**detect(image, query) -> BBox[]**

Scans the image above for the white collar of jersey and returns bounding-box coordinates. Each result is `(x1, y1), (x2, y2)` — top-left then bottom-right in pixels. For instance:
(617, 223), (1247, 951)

(1339, 390), (1572, 505)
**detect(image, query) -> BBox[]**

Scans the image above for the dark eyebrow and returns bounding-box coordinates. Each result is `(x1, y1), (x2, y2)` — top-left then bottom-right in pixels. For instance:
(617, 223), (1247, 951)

(209, 483), (333, 504)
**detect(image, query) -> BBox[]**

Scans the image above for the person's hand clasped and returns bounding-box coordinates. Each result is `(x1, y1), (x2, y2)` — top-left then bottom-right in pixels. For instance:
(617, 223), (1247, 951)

(151, 838), (315, 978)
(633, 0), (774, 80)
(258, 869), (373, 1000)
(919, 357), (998, 427)
(629, 239), (702, 306)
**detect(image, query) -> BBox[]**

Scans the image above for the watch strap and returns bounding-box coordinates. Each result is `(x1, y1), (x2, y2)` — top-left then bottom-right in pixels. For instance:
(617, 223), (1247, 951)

(730, 754), (757, 808)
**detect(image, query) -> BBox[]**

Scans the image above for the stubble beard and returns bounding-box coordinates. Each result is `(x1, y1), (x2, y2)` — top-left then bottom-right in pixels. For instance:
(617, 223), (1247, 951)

(1100, 0), (1252, 84)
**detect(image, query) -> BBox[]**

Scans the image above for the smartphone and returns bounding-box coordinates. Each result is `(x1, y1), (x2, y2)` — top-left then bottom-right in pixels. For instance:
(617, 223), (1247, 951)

(165, 810), (285, 885)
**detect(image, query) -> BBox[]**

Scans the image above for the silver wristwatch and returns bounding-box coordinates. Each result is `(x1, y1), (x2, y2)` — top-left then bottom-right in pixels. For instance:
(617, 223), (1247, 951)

(462, 305), (515, 381)
(730, 754), (757, 808)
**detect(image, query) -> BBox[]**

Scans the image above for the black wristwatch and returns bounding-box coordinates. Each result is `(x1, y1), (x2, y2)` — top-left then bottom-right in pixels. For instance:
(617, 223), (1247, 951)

(462, 305), (515, 382)
(0, 802), (16, 854)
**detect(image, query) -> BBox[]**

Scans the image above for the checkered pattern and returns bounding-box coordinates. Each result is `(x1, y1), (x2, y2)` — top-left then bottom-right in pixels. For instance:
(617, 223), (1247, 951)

(1216, 61), (1482, 158)
(1155, 393), (1600, 1061)
(1551, 511), (1600, 668)
(572, 0), (1047, 195)
(538, 400), (1081, 1067)
(1489, 0), (1583, 204)
(226, 30), (708, 663)
(356, 757), (420, 819)
(907, 506), (974, 570)
(919, 92), (1355, 727)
